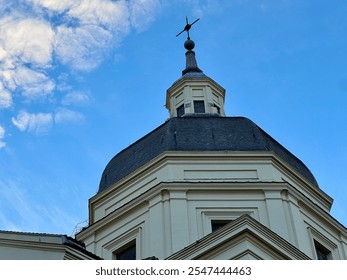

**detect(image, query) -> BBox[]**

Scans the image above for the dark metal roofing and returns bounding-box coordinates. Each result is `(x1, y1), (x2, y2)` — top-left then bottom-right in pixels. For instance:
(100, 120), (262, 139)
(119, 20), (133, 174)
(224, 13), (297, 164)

(98, 116), (318, 193)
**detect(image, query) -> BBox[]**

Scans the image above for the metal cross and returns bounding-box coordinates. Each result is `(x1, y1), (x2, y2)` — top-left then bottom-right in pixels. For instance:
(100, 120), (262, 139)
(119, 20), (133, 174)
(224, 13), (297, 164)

(176, 16), (200, 40)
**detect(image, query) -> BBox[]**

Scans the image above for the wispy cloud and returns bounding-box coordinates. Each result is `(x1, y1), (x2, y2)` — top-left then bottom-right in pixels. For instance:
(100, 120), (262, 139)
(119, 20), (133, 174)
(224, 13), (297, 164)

(0, 178), (81, 233)
(0, 179), (45, 231)
(0, 212), (20, 232)
(0, 125), (5, 148)
(11, 111), (53, 135)
(8, 66), (55, 99)
(55, 107), (85, 124)
(62, 91), (90, 106)
(129, 0), (162, 31)
(0, 0), (162, 143)
(0, 81), (12, 109)
(11, 108), (87, 135)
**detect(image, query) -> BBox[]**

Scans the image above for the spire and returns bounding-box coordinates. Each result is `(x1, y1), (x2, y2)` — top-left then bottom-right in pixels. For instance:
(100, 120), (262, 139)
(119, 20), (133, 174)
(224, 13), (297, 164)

(182, 38), (202, 75)
(166, 17), (226, 118)
(176, 17), (203, 75)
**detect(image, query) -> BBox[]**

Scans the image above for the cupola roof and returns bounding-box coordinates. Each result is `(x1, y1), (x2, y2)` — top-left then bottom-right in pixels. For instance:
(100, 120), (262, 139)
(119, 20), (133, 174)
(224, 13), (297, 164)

(98, 116), (319, 193)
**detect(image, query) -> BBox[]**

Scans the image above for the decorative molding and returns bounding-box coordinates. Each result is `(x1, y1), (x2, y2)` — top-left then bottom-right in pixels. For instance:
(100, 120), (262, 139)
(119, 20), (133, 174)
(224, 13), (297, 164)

(103, 225), (143, 260)
(307, 225), (339, 259)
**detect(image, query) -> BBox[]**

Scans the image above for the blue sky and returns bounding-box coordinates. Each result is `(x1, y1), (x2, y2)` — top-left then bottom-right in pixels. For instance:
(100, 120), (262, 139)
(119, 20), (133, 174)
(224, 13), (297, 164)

(0, 0), (346, 235)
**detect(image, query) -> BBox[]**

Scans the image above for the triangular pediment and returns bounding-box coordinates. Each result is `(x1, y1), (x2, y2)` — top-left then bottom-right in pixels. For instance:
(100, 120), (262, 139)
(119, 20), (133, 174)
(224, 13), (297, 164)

(167, 214), (310, 260)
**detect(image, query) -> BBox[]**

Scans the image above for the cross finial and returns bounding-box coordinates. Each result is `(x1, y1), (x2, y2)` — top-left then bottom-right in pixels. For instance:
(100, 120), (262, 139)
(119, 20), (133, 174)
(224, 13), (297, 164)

(176, 16), (200, 40)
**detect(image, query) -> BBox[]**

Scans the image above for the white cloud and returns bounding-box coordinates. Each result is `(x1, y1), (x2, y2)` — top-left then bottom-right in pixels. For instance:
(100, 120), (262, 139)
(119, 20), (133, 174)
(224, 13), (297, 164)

(1, 0), (160, 79)
(0, 125), (5, 148)
(62, 91), (90, 106)
(12, 67), (55, 98)
(1, 0), (163, 139)
(0, 82), (12, 108)
(0, 17), (54, 67)
(0, 0), (160, 99)
(30, 0), (77, 13)
(12, 111), (53, 135)
(68, 0), (130, 29)
(0, 125), (5, 137)
(54, 108), (85, 124)
(0, 16), (55, 100)
(11, 109), (85, 134)
(55, 24), (114, 71)
(129, 0), (161, 31)
(52, 0), (132, 71)
(0, 126), (5, 139)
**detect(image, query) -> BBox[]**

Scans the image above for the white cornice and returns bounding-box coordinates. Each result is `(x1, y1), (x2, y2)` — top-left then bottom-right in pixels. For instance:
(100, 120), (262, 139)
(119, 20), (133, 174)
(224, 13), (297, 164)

(77, 179), (344, 243)
(89, 151), (331, 218)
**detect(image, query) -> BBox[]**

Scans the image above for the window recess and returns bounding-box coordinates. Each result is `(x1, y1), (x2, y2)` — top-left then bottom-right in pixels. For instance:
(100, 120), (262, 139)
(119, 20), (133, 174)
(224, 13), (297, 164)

(211, 220), (232, 232)
(113, 240), (136, 260)
(193, 100), (205, 113)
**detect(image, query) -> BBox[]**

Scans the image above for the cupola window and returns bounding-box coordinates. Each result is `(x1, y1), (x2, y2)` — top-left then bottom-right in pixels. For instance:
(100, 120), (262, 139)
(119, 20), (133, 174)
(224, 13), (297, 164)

(194, 100), (205, 113)
(177, 104), (185, 117)
(213, 104), (221, 115)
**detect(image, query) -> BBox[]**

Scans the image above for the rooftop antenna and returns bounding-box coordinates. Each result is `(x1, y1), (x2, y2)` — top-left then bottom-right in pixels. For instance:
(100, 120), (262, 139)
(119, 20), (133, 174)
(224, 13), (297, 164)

(176, 16), (200, 40)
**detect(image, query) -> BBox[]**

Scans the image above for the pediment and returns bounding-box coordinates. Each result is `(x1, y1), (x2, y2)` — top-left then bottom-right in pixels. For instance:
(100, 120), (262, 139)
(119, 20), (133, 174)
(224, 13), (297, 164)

(167, 214), (310, 260)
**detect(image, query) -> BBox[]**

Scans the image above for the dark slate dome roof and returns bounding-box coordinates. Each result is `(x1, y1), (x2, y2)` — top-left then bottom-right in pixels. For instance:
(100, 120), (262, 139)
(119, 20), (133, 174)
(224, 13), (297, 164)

(98, 116), (318, 193)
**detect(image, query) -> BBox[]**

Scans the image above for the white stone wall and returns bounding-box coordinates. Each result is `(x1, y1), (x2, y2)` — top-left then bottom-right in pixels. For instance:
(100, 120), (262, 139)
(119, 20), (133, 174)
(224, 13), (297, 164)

(77, 151), (347, 260)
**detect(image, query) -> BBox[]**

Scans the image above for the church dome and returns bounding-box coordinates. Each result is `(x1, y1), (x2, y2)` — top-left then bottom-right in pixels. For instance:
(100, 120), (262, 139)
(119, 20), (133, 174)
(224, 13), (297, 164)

(98, 19), (319, 194)
(98, 116), (319, 193)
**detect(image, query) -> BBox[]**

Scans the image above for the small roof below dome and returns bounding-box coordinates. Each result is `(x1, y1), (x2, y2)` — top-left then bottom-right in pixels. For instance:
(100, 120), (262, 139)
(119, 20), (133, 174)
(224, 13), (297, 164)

(170, 70), (208, 87)
(98, 116), (319, 193)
